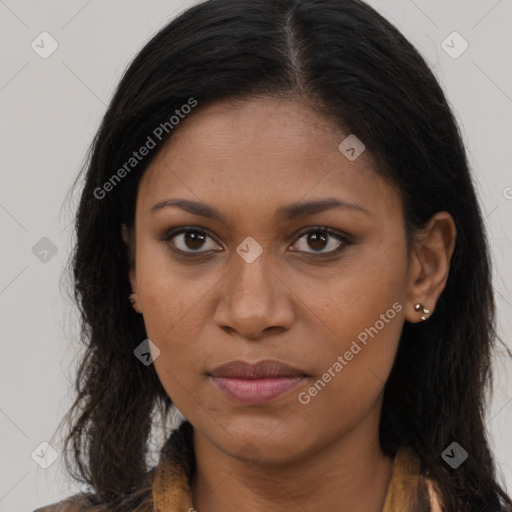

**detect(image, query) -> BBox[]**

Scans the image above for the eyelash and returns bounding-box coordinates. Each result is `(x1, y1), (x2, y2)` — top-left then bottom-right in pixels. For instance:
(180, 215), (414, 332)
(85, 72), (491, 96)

(161, 226), (353, 260)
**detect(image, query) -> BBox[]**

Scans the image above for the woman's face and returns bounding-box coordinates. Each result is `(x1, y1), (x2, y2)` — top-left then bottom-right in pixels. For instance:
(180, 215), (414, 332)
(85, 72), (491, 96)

(126, 97), (429, 463)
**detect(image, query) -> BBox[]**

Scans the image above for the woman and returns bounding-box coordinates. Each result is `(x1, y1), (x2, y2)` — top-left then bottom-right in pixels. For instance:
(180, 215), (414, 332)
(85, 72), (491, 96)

(35, 0), (512, 510)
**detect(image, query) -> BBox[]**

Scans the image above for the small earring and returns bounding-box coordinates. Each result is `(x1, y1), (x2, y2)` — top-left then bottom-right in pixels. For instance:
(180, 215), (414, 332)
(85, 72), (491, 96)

(414, 303), (430, 321)
(129, 294), (142, 314)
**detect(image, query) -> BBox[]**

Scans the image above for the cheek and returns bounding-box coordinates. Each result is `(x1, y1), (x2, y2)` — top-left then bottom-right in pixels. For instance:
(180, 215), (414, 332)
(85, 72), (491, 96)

(135, 237), (218, 337)
(300, 294), (403, 396)
(292, 291), (405, 441)
(146, 296), (211, 411)
(292, 243), (407, 413)
(134, 245), (218, 390)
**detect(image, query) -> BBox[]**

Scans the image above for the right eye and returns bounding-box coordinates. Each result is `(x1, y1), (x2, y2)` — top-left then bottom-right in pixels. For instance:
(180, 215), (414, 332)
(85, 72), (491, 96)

(163, 227), (223, 256)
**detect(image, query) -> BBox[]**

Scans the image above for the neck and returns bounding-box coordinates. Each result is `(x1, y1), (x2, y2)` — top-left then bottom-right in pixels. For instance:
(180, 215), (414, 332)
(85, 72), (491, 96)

(190, 416), (393, 512)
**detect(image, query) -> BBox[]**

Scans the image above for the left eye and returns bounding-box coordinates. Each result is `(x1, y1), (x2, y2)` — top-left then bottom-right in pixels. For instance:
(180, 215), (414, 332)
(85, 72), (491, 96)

(289, 228), (347, 255)
(163, 227), (349, 256)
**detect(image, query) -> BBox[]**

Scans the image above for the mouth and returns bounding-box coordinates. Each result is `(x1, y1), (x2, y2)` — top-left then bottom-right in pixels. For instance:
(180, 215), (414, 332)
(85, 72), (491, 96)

(208, 359), (309, 405)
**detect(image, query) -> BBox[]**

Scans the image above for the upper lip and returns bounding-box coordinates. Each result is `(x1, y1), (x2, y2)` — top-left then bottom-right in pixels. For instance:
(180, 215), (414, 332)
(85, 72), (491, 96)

(209, 359), (307, 379)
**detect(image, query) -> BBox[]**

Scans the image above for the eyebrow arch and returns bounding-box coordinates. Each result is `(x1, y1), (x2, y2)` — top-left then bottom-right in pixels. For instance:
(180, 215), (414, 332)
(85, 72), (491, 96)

(148, 197), (369, 221)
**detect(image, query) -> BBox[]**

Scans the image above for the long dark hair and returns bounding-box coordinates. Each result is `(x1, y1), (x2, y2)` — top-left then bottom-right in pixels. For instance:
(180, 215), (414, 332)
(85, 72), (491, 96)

(60, 0), (512, 509)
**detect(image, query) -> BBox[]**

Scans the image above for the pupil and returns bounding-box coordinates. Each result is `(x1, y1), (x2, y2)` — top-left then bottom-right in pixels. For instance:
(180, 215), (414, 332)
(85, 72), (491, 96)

(308, 232), (327, 251)
(185, 231), (206, 250)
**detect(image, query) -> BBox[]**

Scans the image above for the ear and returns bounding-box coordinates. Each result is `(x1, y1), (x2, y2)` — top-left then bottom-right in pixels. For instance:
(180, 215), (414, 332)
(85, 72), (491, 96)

(121, 223), (137, 295)
(404, 212), (457, 323)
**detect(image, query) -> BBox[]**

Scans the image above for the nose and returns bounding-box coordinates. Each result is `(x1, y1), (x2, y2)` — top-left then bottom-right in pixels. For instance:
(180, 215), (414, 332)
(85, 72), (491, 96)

(213, 248), (295, 340)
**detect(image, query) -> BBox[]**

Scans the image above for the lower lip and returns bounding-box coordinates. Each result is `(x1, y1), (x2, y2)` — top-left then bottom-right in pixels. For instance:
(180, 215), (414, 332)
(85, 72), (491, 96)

(211, 376), (306, 404)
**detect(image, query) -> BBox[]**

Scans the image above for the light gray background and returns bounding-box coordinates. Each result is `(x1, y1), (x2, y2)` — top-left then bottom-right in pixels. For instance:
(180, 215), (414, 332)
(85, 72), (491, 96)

(0, 1), (511, 510)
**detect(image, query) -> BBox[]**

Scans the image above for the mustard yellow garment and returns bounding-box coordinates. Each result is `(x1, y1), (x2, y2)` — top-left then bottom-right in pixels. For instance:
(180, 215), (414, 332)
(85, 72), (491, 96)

(35, 422), (442, 511)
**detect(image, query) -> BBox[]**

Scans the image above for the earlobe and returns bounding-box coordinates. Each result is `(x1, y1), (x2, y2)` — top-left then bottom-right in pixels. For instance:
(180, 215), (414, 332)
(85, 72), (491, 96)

(405, 212), (457, 323)
(405, 299), (433, 323)
(122, 223), (142, 314)
(121, 223), (130, 245)
(128, 267), (138, 294)
(128, 270), (142, 314)
(414, 302), (431, 321)
(129, 290), (142, 314)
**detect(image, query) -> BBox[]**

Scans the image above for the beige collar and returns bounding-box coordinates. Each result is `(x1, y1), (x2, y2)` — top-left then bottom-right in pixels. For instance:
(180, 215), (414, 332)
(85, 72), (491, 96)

(153, 422), (443, 512)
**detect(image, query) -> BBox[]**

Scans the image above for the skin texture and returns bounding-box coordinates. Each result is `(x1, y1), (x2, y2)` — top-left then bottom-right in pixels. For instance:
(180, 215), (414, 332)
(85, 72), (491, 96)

(123, 97), (456, 512)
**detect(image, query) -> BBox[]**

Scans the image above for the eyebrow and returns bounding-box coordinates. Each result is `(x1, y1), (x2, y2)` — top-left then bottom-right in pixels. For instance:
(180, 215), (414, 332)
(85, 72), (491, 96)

(148, 197), (369, 221)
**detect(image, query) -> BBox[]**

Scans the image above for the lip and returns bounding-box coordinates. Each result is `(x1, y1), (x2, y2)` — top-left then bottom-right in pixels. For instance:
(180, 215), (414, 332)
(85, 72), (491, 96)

(210, 359), (306, 379)
(208, 359), (308, 405)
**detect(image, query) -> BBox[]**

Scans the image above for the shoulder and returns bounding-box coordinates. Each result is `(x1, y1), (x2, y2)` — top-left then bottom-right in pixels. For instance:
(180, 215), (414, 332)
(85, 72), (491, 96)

(32, 486), (154, 512)
(33, 493), (95, 512)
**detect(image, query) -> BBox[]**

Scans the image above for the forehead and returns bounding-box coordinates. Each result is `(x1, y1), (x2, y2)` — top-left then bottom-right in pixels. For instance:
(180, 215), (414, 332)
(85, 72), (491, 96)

(137, 97), (400, 221)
